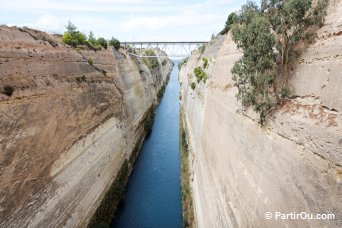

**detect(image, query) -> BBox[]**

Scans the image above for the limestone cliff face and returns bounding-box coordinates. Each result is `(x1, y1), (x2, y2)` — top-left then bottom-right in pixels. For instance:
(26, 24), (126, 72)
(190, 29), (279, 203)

(0, 26), (172, 227)
(179, 1), (341, 227)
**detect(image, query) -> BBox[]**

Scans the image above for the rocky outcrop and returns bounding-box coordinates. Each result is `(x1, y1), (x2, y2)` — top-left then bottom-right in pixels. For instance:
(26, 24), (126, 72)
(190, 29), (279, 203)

(0, 26), (172, 227)
(179, 1), (341, 227)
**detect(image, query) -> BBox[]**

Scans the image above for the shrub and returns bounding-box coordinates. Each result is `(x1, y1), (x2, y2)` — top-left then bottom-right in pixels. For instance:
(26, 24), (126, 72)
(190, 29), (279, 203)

(87, 58), (93, 65)
(2, 85), (14, 96)
(202, 58), (208, 69)
(142, 49), (159, 70)
(62, 21), (86, 47)
(109, 37), (120, 50)
(220, 12), (238, 35)
(88, 160), (129, 227)
(85, 41), (102, 51)
(88, 31), (97, 45)
(191, 82), (196, 90)
(97, 38), (107, 49)
(76, 75), (86, 82)
(178, 57), (189, 70)
(194, 67), (207, 83)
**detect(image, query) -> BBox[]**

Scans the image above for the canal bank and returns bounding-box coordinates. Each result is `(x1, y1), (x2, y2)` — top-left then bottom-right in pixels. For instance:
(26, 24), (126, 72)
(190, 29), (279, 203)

(111, 62), (183, 228)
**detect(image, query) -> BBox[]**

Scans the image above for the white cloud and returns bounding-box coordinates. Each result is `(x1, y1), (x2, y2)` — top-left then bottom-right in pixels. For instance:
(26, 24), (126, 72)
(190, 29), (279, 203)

(2, 0), (242, 41)
(24, 14), (65, 33)
(122, 10), (223, 31)
(1, 0), (176, 13)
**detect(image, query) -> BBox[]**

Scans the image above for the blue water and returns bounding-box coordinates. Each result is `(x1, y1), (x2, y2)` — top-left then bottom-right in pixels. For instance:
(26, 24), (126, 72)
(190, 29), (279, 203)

(111, 64), (182, 228)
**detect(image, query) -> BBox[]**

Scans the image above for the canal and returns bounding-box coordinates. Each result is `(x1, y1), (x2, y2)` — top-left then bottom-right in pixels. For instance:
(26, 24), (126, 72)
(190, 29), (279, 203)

(111, 62), (183, 228)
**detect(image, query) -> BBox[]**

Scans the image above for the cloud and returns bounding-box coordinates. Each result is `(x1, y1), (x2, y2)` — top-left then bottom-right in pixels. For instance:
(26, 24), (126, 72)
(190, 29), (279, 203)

(122, 10), (223, 31)
(1, 0), (243, 41)
(1, 0), (177, 13)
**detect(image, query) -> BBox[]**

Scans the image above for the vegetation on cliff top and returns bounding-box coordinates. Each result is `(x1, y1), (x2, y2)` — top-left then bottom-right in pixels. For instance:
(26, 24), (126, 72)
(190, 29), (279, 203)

(62, 21), (121, 50)
(227, 0), (328, 124)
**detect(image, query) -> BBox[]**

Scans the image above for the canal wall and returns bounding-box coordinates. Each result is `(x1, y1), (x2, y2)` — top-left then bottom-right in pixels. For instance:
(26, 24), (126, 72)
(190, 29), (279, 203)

(0, 26), (173, 227)
(179, 1), (342, 227)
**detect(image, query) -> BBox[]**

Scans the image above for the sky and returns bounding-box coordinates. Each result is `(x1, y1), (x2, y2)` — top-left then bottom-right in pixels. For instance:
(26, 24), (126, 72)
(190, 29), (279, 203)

(0, 0), (244, 42)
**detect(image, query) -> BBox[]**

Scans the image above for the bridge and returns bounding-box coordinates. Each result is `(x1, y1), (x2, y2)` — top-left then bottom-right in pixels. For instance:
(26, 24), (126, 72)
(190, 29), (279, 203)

(121, 41), (209, 58)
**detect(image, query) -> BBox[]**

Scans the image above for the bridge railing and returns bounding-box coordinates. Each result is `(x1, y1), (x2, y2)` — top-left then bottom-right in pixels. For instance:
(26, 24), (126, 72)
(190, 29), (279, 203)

(121, 41), (209, 58)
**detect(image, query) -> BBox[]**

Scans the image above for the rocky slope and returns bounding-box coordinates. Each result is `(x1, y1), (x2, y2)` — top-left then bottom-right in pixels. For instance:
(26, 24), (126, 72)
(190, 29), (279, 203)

(179, 1), (342, 227)
(0, 26), (172, 227)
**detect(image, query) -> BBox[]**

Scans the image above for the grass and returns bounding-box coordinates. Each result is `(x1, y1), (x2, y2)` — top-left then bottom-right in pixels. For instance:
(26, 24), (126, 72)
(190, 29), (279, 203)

(88, 160), (129, 228)
(88, 106), (156, 228)
(179, 111), (195, 228)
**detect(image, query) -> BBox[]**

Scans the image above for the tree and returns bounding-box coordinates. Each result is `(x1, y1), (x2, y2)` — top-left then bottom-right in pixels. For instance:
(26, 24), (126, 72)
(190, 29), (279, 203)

(97, 38), (107, 49)
(231, 2), (276, 124)
(109, 37), (120, 50)
(220, 12), (238, 35)
(261, 0), (312, 87)
(88, 31), (97, 45)
(230, 0), (328, 124)
(65, 21), (77, 34)
(62, 21), (86, 47)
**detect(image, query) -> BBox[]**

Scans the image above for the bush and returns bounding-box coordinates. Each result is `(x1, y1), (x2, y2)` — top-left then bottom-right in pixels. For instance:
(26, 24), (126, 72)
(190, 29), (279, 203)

(109, 37), (120, 50)
(97, 38), (107, 49)
(220, 12), (238, 35)
(178, 57), (189, 70)
(88, 160), (129, 227)
(76, 75), (86, 82)
(202, 58), (208, 69)
(194, 67), (207, 83)
(2, 85), (14, 96)
(85, 41), (102, 51)
(191, 82), (196, 90)
(62, 21), (86, 47)
(88, 58), (93, 65)
(88, 31), (97, 45)
(142, 49), (159, 70)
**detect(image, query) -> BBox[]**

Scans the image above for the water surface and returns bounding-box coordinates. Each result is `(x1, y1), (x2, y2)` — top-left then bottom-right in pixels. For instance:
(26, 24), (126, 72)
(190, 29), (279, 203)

(111, 63), (182, 228)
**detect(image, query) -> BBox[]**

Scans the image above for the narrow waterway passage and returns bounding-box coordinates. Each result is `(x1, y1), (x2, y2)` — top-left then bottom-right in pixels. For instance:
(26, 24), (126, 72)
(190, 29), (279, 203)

(111, 62), (182, 228)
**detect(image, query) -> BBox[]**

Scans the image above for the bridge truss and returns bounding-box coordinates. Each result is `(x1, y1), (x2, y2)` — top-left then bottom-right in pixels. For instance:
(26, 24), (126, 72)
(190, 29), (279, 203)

(121, 41), (208, 58)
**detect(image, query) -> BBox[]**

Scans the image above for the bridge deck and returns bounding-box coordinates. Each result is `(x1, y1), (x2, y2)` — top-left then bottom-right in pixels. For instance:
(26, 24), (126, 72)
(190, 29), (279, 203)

(121, 41), (208, 45)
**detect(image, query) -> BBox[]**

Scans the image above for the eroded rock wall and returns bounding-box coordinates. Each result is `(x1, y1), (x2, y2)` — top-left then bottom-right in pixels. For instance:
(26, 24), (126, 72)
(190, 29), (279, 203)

(0, 26), (172, 227)
(179, 1), (342, 227)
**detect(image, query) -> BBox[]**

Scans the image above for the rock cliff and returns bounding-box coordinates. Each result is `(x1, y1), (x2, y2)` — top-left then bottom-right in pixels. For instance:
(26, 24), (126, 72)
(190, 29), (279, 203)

(0, 26), (172, 227)
(179, 1), (341, 227)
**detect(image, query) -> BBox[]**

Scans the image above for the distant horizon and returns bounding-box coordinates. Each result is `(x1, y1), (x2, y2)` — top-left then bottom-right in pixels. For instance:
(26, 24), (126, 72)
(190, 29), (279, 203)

(0, 0), (245, 42)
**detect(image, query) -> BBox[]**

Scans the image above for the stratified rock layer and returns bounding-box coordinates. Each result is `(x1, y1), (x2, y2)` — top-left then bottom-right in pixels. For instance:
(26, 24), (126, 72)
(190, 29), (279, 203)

(0, 26), (172, 227)
(179, 1), (341, 227)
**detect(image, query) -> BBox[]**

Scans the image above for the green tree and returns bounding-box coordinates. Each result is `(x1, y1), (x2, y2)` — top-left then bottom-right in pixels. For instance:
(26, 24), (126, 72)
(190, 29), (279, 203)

(231, 2), (276, 124)
(65, 21), (77, 34)
(88, 31), (97, 45)
(109, 37), (120, 50)
(230, 0), (328, 124)
(220, 12), (238, 35)
(97, 38), (107, 49)
(62, 21), (86, 47)
(261, 0), (312, 87)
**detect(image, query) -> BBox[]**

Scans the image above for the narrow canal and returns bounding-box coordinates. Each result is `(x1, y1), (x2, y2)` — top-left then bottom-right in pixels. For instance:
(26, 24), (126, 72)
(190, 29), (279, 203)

(111, 62), (182, 228)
